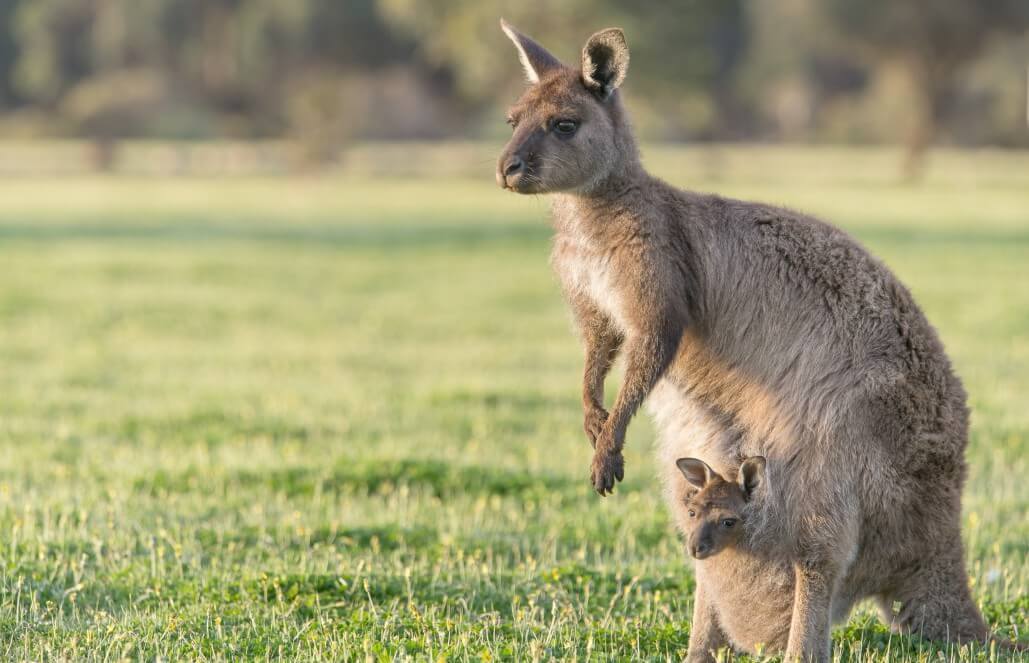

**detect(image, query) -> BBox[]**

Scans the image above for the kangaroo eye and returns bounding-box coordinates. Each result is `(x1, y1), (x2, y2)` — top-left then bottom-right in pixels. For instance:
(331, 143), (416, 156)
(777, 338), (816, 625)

(554, 119), (578, 136)
(721, 518), (737, 528)
(687, 510), (696, 518)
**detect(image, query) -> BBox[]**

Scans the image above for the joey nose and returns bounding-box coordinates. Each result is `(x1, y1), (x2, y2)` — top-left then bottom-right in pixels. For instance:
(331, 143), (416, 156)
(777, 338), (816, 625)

(691, 541), (711, 560)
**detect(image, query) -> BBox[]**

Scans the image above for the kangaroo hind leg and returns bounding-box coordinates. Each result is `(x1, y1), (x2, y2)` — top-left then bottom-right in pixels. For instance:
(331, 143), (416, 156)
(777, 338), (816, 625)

(876, 551), (987, 645)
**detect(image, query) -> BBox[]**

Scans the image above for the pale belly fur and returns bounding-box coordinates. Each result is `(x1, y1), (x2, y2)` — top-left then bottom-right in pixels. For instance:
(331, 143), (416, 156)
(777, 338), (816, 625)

(697, 553), (794, 653)
(648, 379), (741, 501)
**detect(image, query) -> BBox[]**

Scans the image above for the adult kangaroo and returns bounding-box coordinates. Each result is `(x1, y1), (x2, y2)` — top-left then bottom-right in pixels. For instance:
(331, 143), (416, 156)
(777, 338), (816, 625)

(495, 20), (990, 662)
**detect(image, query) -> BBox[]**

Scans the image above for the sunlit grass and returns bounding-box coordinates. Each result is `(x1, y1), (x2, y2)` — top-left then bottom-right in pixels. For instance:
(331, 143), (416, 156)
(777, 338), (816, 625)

(0, 145), (1026, 660)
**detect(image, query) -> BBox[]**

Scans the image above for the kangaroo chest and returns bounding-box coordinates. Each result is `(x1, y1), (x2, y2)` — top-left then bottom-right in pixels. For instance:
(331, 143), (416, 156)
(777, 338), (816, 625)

(552, 232), (629, 332)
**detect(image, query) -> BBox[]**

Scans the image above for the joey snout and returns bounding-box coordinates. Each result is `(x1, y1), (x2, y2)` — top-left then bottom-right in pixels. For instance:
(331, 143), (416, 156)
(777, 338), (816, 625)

(688, 532), (714, 560)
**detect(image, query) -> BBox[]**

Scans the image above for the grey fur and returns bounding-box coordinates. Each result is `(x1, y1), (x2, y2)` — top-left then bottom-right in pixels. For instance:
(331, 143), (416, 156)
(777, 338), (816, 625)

(496, 21), (994, 662)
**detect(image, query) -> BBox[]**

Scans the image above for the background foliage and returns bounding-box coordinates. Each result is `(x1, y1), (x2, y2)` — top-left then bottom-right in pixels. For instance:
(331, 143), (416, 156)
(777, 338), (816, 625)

(0, 0), (1027, 169)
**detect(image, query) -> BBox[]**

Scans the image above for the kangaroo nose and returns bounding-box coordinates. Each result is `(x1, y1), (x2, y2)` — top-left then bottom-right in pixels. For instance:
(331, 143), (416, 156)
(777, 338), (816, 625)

(504, 155), (524, 177)
(691, 541), (711, 559)
(497, 154), (527, 189)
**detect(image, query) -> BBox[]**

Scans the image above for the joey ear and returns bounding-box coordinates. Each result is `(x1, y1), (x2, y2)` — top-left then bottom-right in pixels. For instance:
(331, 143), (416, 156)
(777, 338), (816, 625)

(738, 456), (766, 499)
(676, 457), (713, 490)
(581, 27), (629, 98)
(500, 19), (563, 84)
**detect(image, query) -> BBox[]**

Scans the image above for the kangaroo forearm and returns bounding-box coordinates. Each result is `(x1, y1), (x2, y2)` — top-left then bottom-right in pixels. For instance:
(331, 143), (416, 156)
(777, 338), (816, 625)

(605, 325), (680, 446)
(568, 291), (622, 409)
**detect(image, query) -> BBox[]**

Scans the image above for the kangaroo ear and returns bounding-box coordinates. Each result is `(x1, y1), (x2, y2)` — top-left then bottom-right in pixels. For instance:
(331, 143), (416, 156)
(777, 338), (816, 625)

(676, 457), (713, 490)
(738, 456), (766, 499)
(581, 27), (629, 98)
(501, 19), (563, 84)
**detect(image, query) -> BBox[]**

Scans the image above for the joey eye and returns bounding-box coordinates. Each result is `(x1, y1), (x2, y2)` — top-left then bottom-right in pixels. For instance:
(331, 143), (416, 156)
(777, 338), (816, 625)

(554, 119), (578, 136)
(721, 518), (737, 528)
(687, 510), (696, 518)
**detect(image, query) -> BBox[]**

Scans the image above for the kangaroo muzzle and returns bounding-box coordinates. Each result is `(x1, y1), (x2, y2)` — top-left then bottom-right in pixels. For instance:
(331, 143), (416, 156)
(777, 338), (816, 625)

(497, 154), (525, 189)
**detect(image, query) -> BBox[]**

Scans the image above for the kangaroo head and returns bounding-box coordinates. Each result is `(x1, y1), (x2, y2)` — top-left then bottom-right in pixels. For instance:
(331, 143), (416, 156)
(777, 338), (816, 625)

(496, 20), (636, 194)
(676, 456), (766, 560)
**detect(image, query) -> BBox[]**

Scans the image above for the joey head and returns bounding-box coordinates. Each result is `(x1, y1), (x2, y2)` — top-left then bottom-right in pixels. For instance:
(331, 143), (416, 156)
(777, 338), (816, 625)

(676, 456), (765, 560)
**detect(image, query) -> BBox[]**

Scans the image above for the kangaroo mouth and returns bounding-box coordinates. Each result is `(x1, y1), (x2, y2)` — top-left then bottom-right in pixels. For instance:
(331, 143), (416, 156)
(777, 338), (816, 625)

(499, 171), (540, 194)
(496, 154), (543, 193)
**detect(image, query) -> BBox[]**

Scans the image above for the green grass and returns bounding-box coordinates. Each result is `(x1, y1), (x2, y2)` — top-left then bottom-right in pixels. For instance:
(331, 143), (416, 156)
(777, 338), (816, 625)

(0, 145), (1026, 661)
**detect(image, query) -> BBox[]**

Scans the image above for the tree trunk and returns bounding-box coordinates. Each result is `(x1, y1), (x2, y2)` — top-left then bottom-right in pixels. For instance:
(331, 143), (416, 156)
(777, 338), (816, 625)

(901, 58), (933, 183)
(902, 55), (954, 183)
(89, 137), (118, 172)
(901, 111), (933, 183)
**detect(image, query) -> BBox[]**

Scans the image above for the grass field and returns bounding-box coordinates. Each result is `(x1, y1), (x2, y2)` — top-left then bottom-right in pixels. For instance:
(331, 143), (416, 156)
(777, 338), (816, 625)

(0, 145), (1027, 661)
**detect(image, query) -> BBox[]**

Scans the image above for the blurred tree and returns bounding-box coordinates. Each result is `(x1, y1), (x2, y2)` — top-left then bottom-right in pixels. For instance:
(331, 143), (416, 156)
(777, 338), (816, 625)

(825, 0), (1029, 179)
(6, 0), (442, 166)
(0, 0), (23, 108)
(60, 68), (168, 169)
(0, 0), (1025, 160)
(12, 0), (94, 105)
(378, 0), (748, 140)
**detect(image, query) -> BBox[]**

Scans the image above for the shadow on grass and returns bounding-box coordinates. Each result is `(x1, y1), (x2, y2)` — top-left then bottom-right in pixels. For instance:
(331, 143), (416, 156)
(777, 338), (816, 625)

(192, 523), (440, 553)
(132, 458), (606, 499)
(115, 409), (327, 445)
(3, 218), (1029, 251)
(225, 562), (693, 621)
(185, 513), (675, 562)
(0, 219), (550, 250)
